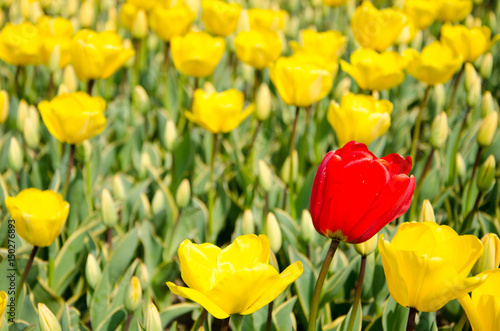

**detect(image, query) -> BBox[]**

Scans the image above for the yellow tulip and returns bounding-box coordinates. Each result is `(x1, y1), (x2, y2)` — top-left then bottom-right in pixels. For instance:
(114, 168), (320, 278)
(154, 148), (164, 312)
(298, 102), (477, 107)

(404, 41), (463, 86)
(0, 90), (8, 124)
(37, 16), (74, 69)
(5, 188), (70, 247)
(186, 88), (254, 133)
(167, 234), (303, 319)
(127, 0), (158, 11)
(201, 0), (242, 37)
(322, 0), (348, 7)
(149, 2), (195, 42)
(70, 29), (135, 81)
(351, 1), (407, 52)
(0, 291), (6, 328)
(468, 269), (500, 331)
(171, 31), (225, 78)
(327, 93), (392, 146)
(0, 22), (43, 66)
(247, 8), (288, 31)
(38, 92), (106, 144)
(270, 55), (334, 107)
(119, 3), (149, 38)
(436, 0), (472, 22)
(403, 0), (439, 30)
(441, 24), (500, 63)
(234, 29), (282, 69)
(290, 29), (346, 62)
(379, 221), (486, 312)
(340, 48), (406, 91)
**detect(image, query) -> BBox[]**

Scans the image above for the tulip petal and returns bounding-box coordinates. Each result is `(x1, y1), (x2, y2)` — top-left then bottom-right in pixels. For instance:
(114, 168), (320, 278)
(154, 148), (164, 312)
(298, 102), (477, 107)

(433, 235), (484, 279)
(379, 236), (409, 308)
(217, 234), (270, 270)
(178, 240), (221, 292)
(167, 282), (230, 319)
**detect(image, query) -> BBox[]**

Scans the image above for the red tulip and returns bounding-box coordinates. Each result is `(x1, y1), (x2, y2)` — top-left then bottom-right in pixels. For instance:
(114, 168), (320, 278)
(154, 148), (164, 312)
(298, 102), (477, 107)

(310, 141), (415, 244)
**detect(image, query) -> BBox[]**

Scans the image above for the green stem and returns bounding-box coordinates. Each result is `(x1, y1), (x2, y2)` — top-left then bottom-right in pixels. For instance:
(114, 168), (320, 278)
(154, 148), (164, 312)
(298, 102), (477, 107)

(406, 307), (418, 331)
(15, 246), (38, 304)
(308, 239), (340, 331)
(266, 301), (274, 331)
(347, 256), (366, 331)
(253, 69), (261, 99)
(410, 85), (432, 162)
(62, 144), (76, 200)
(457, 295), (484, 331)
(87, 79), (95, 95)
(86, 160), (93, 212)
(220, 316), (230, 331)
(208, 133), (218, 240)
(446, 64), (465, 116)
(191, 309), (207, 331)
(408, 148), (435, 221)
(287, 106), (300, 215)
(164, 41), (170, 109)
(107, 227), (113, 250)
(123, 313), (133, 331)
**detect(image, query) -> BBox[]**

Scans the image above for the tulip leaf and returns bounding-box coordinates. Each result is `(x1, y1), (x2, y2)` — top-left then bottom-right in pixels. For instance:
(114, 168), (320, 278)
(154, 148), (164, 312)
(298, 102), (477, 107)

(382, 297), (409, 331)
(319, 255), (360, 309)
(94, 307), (127, 331)
(60, 304), (82, 331)
(288, 245), (316, 321)
(273, 209), (300, 251)
(416, 312), (437, 331)
(159, 303), (198, 328)
(138, 220), (163, 275)
(339, 300), (362, 331)
(273, 296), (298, 331)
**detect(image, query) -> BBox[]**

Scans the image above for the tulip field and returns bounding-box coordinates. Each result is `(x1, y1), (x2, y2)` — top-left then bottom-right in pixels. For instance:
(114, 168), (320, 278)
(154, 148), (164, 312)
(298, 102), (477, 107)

(1, 0), (500, 330)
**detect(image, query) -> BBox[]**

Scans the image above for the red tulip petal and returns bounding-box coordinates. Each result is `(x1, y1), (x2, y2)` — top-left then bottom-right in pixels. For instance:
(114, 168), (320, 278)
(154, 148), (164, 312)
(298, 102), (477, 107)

(334, 141), (376, 159)
(381, 154), (413, 175)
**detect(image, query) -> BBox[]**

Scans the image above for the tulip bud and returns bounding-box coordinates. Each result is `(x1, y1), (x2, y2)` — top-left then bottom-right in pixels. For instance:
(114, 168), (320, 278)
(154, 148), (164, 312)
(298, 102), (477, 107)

(429, 112), (448, 149)
(79, 0), (96, 28)
(85, 254), (102, 289)
(0, 90), (9, 124)
(49, 44), (61, 73)
(131, 9), (148, 38)
(57, 84), (70, 95)
(38, 303), (62, 331)
(410, 30), (423, 50)
(21, 0), (30, 18)
(138, 263), (150, 287)
(480, 53), (493, 79)
(433, 84), (445, 112)
(258, 160), (273, 193)
(240, 209), (254, 235)
(465, 14), (475, 29)
(133, 85), (149, 113)
(242, 64), (253, 83)
(176, 179), (191, 209)
(456, 153), (466, 179)
(266, 212), (282, 253)
(139, 193), (152, 219)
(17, 99), (28, 132)
(300, 209), (315, 243)
(64, 0), (78, 16)
(477, 155), (496, 192)
(472, 233), (500, 275)
(24, 116), (40, 149)
(467, 76), (481, 108)
(124, 39), (135, 68)
(151, 189), (166, 216)
(139, 151), (151, 178)
(101, 189), (118, 227)
(269, 250), (280, 271)
(464, 63), (478, 93)
(146, 304), (162, 331)
(418, 199), (436, 223)
(280, 150), (298, 183)
(8, 137), (23, 172)
(354, 234), (378, 257)
(255, 83), (271, 121)
(112, 175), (126, 200)
(164, 119), (177, 151)
(477, 111), (498, 147)
(487, 11), (497, 31)
(481, 91), (495, 117)
(125, 276), (142, 313)
(63, 65), (78, 93)
(333, 77), (352, 100)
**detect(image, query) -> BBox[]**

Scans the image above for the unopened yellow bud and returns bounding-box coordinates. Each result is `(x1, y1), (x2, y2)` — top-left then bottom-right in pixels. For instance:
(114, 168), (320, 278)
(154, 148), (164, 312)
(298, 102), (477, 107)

(24, 117), (40, 149)
(266, 212), (282, 253)
(48, 44), (60, 72)
(481, 91), (495, 117)
(8, 137), (23, 172)
(175, 179), (191, 208)
(132, 10), (148, 39)
(464, 63), (478, 92)
(280, 150), (298, 183)
(333, 77), (352, 100)
(151, 189), (166, 216)
(138, 263), (150, 287)
(433, 84), (445, 112)
(241, 209), (255, 235)
(456, 153), (466, 179)
(0, 90), (9, 124)
(101, 189), (118, 227)
(125, 276), (142, 313)
(79, 0), (96, 28)
(477, 155), (496, 192)
(21, 0), (30, 18)
(63, 65), (78, 93)
(242, 64), (253, 83)
(112, 175), (126, 200)
(17, 99), (28, 132)
(57, 84), (70, 95)
(258, 160), (273, 193)
(467, 76), (481, 108)
(64, 0), (79, 16)
(477, 111), (498, 147)
(139, 193), (152, 219)
(85, 254), (102, 289)
(146, 304), (162, 331)
(38, 303), (62, 331)
(300, 209), (315, 243)
(465, 14), (475, 29)
(255, 83), (271, 121)
(480, 53), (493, 79)
(354, 234), (378, 256)
(418, 199), (436, 223)
(488, 11), (497, 31)
(133, 85), (149, 113)
(430, 112), (448, 149)
(472, 233), (500, 275)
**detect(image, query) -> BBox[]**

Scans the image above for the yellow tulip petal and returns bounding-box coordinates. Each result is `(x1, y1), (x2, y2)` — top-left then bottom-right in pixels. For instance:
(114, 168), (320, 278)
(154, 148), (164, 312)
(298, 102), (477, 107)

(379, 236), (410, 308)
(433, 235), (483, 278)
(178, 240), (221, 292)
(218, 234), (270, 269)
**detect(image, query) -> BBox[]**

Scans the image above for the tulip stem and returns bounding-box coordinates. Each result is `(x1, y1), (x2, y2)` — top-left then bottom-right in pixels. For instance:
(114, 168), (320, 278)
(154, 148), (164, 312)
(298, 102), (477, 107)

(287, 106), (300, 215)
(408, 148), (435, 221)
(347, 255), (366, 331)
(406, 307), (418, 331)
(308, 239), (340, 331)
(15, 245), (39, 304)
(62, 144), (76, 200)
(266, 301), (274, 331)
(410, 85), (431, 162)
(457, 294), (484, 331)
(207, 133), (218, 241)
(192, 309), (207, 330)
(446, 64), (465, 116)
(107, 227), (113, 250)
(123, 313), (132, 331)
(86, 160), (93, 212)
(87, 79), (95, 95)
(164, 41), (171, 109)
(220, 316), (230, 331)
(253, 69), (261, 99)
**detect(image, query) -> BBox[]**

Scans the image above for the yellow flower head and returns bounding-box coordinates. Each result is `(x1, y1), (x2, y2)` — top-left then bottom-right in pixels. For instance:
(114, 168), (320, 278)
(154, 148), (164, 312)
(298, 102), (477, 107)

(201, 0), (242, 37)
(270, 54), (335, 107)
(186, 88), (254, 133)
(119, 2), (149, 37)
(403, 0), (439, 30)
(171, 31), (226, 78)
(234, 29), (282, 69)
(351, 1), (407, 52)
(379, 221), (486, 312)
(441, 24), (500, 63)
(149, 2), (195, 41)
(290, 29), (346, 62)
(167, 234), (303, 319)
(0, 291), (6, 328)
(322, 0), (348, 7)
(5, 188), (70, 247)
(0, 90), (8, 124)
(327, 93), (392, 146)
(0, 22), (43, 66)
(127, 0), (158, 11)
(70, 29), (135, 81)
(436, 0), (472, 22)
(37, 16), (74, 68)
(470, 269), (500, 331)
(38, 92), (107, 144)
(340, 48), (406, 91)
(404, 41), (463, 86)
(247, 8), (288, 31)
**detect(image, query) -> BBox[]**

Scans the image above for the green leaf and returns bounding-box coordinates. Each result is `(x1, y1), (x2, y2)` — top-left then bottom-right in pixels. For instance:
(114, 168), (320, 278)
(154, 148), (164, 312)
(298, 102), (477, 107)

(382, 297), (409, 331)
(159, 303), (198, 328)
(272, 297), (298, 331)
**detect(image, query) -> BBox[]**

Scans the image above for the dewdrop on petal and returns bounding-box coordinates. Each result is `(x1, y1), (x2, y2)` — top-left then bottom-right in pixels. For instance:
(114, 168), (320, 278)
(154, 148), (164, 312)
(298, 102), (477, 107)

(38, 303), (62, 331)
(481, 91), (495, 117)
(85, 254), (102, 289)
(418, 199), (436, 223)
(175, 179), (191, 209)
(8, 137), (23, 172)
(477, 111), (498, 147)
(266, 212), (282, 253)
(146, 304), (162, 331)
(255, 83), (271, 121)
(480, 53), (493, 79)
(241, 209), (255, 235)
(258, 160), (273, 193)
(125, 276), (142, 313)
(477, 155), (496, 192)
(472, 233), (500, 275)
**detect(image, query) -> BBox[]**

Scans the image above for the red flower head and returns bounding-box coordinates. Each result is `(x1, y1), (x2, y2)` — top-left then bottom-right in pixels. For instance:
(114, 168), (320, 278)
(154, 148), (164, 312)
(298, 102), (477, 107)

(310, 141), (416, 244)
